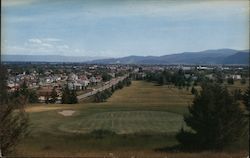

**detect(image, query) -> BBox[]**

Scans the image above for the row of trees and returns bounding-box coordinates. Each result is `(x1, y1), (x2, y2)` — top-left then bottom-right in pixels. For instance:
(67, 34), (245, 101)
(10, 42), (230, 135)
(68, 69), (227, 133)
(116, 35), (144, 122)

(94, 89), (113, 103)
(94, 77), (132, 102)
(145, 69), (246, 88)
(177, 83), (249, 150)
(145, 70), (193, 89)
(9, 82), (61, 104)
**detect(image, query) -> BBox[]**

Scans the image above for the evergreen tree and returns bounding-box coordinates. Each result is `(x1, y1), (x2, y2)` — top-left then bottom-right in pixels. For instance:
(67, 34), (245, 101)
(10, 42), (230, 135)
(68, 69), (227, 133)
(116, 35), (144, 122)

(227, 78), (234, 84)
(19, 80), (29, 102)
(70, 90), (78, 104)
(191, 86), (198, 96)
(28, 90), (38, 103)
(62, 86), (70, 104)
(45, 92), (50, 104)
(50, 87), (58, 103)
(177, 83), (247, 150)
(61, 86), (78, 104)
(102, 73), (112, 82)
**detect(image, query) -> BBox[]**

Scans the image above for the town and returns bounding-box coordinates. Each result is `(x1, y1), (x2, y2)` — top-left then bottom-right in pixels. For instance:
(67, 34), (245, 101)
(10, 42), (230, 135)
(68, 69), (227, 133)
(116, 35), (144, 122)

(4, 62), (248, 104)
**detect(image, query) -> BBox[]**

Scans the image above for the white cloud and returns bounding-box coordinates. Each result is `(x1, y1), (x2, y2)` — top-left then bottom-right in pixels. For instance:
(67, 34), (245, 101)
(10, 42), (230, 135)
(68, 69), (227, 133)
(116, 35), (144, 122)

(44, 38), (62, 42)
(2, 0), (36, 7)
(4, 0), (248, 24)
(28, 38), (42, 44)
(3, 37), (84, 56)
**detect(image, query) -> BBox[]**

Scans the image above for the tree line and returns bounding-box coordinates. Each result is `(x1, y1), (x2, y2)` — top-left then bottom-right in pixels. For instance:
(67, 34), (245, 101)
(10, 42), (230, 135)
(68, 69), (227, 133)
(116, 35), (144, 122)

(94, 77), (132, 103)
(145, 69), (193, 88)
(144, 69), (247, 87)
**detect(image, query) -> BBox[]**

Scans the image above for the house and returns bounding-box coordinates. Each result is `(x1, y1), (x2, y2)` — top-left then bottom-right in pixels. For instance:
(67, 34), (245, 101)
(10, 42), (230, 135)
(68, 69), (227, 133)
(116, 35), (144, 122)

(68, 82), (85, 91)
(37, 86), (61, 103)
(78, 79), (89, 87)
(37, 87), (53, 103)
(225, 74), (242, 80)
(108, 73), (116, 78)
(182, 66), (192, 71)
(232, 75), (242, 80)
(197, 66), (213, 70)
(89, 76), (97, 85)
(184, 74), (191, 79)
(67, 73), (78, 81)
(7, 82), (19, 92)
(205, 74), (215, 80)
(95, 76), (102, 83)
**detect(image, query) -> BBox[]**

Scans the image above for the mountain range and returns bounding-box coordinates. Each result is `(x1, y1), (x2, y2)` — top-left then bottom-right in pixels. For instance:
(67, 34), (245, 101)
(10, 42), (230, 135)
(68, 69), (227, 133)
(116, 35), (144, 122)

(88, 49), (249, 65)
(2, 49), (249, 65)
(1, 55), (103, 63)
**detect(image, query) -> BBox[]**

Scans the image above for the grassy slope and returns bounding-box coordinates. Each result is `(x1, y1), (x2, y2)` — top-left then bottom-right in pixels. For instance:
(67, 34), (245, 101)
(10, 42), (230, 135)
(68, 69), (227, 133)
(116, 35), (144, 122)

(13, 81), (248, 157)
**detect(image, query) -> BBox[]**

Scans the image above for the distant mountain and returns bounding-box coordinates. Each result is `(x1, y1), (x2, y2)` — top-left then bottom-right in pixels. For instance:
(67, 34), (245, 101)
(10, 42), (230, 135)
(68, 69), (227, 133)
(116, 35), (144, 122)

(2, 55), (104, 62)
(222, 51), (249, 65)
(2, 49), (249, 65)
(89, 49), (249, 65)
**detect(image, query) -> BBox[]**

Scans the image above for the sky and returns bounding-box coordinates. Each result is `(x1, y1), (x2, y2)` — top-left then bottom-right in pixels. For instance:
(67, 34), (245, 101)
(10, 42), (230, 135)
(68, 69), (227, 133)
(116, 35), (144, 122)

(1, 0), (249, 57)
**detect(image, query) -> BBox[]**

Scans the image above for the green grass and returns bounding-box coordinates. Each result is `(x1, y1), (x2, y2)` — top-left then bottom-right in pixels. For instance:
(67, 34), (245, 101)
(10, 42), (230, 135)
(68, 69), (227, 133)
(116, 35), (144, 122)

(58, 111), (186, 134)
(26, 81), (192, 134)
(13, 80), (248, 156)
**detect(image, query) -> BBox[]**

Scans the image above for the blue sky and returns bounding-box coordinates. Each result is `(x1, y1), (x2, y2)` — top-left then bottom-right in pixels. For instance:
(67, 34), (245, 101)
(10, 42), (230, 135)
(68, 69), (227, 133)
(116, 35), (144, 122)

(1, 0), (249, 57)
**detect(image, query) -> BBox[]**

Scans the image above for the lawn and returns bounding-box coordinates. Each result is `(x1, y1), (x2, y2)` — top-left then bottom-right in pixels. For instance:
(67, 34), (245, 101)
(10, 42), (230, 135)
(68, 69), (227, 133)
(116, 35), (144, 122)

(13, 81), (248, 157)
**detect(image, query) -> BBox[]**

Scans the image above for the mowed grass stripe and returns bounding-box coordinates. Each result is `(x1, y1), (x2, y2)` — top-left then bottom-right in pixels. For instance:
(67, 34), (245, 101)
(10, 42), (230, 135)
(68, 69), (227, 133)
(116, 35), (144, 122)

(58, 111), (185, 134)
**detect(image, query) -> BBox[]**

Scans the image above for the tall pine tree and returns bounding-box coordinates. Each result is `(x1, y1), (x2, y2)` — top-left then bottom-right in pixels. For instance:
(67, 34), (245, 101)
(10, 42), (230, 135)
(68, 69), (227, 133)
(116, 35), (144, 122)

(177, 83), (247, 150)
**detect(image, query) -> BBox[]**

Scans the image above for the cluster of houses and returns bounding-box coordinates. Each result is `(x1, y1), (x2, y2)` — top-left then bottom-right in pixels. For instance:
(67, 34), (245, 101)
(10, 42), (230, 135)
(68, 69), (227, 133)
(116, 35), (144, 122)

(7, 70), (106, 103)
(6, 64), (247, 103)
(6, 63), (134, 103)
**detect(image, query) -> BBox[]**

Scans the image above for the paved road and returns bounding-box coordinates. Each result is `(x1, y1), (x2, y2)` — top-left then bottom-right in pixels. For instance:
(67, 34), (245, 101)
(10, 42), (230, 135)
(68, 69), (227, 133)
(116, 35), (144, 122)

(77, 74), (129, 100)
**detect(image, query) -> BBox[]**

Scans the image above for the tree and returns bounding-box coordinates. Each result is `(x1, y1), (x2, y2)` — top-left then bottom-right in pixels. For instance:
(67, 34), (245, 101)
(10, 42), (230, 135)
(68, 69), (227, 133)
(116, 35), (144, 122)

(62, 86), (70, 104)
(243, 87), (250, 112)
(117, 81), (124, 89)
(102, 73), (112, 82)
(70, 90), (78, 104)
(227, 78), (234, 85)
(19, 80), (29, 102)
(177, 83), (246, 150)
(232, 89), (242, 101)
(28, 90), (38, 103)
(191, 86), (198, 96)
(61, 86), (78, 104)
(50, 87), (58, 103)
(0, 66), (29, 155)
(45, 92), (50, 104)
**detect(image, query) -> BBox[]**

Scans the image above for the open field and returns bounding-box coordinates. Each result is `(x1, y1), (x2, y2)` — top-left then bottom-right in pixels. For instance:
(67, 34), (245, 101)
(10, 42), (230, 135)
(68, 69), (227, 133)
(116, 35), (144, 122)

(13, 81), (248, 157)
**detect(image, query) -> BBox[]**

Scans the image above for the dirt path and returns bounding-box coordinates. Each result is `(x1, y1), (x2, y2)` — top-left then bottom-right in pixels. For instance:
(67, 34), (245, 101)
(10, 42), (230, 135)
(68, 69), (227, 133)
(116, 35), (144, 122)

(26, 105), (69, 113)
